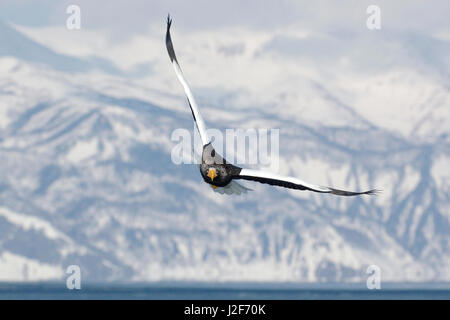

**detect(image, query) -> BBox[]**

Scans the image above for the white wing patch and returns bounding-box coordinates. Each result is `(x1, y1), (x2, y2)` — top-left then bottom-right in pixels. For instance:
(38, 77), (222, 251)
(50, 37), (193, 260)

(170, 60), (210, 146)
(239, 169), (330, 192)
(237, 169), (378, 196)
(166, 17), (210, 146)
(212, 181), (252, 195)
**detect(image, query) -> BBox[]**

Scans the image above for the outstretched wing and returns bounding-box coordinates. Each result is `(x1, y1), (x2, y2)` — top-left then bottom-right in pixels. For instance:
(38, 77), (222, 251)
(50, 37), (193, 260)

(166, 15), (210, 146)
(234, 169), (378, 196)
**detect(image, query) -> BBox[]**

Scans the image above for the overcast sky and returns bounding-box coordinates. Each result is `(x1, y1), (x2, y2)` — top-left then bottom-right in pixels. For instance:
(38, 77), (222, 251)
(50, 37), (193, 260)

(0, 0), (448, 40)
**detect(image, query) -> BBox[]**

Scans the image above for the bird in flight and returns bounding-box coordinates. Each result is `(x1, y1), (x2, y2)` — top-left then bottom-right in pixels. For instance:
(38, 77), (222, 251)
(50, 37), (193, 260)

(165, 15), (378, 196)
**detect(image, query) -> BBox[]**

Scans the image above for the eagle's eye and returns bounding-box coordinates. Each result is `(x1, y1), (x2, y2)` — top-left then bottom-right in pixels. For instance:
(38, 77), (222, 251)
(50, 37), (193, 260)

(207, 168), (218, 181)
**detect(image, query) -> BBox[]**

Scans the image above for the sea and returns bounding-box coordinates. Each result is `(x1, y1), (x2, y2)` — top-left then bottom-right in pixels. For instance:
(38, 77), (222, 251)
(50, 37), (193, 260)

(0, 282), (449, 300)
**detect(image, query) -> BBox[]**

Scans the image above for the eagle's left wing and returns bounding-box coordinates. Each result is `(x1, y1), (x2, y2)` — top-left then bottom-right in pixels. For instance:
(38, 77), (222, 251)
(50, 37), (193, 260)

(234, 169), (378, 196)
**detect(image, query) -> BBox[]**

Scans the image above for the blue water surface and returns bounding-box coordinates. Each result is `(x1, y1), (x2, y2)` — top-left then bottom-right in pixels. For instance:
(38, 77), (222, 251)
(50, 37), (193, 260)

(0, 282), (449, 300)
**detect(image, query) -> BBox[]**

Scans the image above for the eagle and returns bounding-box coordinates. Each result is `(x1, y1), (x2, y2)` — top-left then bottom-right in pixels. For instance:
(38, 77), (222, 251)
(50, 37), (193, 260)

(165, 15), (378, 196)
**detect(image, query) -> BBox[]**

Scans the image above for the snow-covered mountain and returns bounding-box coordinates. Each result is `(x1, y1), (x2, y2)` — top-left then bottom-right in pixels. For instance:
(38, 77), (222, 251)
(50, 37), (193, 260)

(0, 20), (449, 283)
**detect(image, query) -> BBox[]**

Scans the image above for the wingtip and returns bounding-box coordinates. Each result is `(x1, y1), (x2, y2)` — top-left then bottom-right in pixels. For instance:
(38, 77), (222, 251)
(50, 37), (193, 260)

(167, 14), (172, 29)
(165, 14), (177, 63)
(327, 187), (381, 196)
(366, 189), (382, 195)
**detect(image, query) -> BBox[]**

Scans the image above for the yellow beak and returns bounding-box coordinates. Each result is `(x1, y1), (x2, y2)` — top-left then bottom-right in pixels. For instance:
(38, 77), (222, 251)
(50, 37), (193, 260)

(207, 168), (218, 181)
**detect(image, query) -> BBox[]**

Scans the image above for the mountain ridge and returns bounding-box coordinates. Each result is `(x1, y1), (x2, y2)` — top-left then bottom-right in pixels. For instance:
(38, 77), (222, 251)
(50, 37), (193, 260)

(0, 23), (448, 283)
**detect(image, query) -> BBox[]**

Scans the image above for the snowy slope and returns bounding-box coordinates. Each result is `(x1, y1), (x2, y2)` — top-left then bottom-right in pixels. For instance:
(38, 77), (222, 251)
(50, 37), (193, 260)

(0, 21), (449, 283)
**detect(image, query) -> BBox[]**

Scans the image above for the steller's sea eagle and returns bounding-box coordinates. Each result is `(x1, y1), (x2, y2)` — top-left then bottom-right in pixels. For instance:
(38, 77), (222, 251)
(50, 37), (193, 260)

(166, 15), (378, 196)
